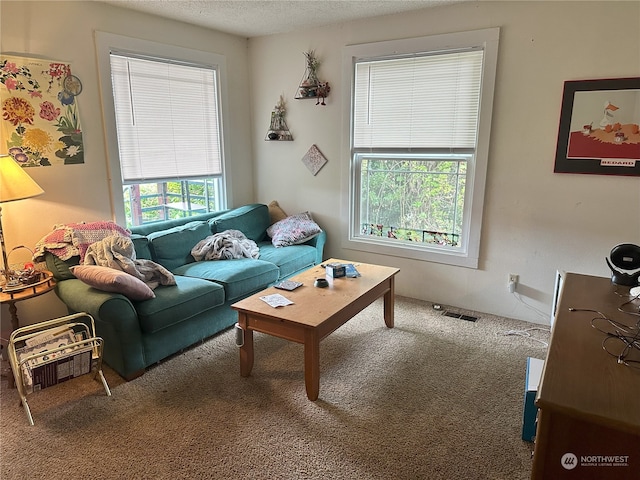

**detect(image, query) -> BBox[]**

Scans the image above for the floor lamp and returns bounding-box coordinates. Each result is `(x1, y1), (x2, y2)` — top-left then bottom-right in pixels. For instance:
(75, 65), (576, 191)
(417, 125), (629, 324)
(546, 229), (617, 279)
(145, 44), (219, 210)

(0, 155), (45, 286)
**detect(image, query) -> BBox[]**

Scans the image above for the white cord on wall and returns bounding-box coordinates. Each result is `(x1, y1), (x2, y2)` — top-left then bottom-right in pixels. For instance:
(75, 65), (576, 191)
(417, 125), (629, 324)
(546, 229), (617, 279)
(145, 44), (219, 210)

(513, 291), (552, 322)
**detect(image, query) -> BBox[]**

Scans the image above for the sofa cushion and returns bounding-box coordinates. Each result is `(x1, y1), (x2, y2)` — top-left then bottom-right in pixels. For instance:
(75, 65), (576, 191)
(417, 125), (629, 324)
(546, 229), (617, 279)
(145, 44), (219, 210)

(147, 221), (211, 271)
(129, 210), (229, 236)
(173, 258), (279, 301)
(257, 242), (317, 279)
(70, 265), (156, 301)
(136, 275), (225, 334)
(266, 212), (322, 247)
(131, 234), (153, 260)
(213, 204), (270, 243)
(268, 200), (288, 224)
(45, 252), (80, 281)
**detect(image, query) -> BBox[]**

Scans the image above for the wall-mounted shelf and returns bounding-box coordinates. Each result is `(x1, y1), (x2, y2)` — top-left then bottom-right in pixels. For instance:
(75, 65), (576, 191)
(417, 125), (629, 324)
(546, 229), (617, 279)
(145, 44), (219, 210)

(265, 129), (293, 141)
(265, 96), (293, 141)
(294, 50), (330, 105)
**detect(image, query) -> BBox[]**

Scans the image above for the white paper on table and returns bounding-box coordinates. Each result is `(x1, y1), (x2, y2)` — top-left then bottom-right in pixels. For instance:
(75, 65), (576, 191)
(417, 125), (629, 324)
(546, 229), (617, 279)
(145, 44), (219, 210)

(259, 293), (294, 308)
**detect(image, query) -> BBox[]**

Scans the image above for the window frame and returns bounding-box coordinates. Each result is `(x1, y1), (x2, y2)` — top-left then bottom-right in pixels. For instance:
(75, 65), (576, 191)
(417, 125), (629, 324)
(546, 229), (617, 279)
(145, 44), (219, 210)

(341, 28), (500, 268)
(95, 32), (231, 226)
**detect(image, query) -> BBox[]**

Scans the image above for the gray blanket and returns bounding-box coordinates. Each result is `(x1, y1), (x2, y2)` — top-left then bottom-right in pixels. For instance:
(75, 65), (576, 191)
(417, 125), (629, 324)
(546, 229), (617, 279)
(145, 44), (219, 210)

(191, 229), (259, 261)
(84, 235), (176, 289)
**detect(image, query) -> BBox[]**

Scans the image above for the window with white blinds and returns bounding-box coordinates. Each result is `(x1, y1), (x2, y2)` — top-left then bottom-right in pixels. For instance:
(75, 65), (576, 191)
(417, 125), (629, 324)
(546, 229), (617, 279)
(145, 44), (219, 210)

(343, 28), (499, 268)
(109, 53), (223, 183)
(353, 49), (483, 150)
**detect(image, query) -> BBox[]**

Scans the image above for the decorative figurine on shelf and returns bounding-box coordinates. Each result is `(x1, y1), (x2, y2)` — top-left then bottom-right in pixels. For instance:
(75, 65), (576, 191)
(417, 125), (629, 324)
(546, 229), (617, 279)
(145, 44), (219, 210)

(315, 82), (330, 105)
(304, 50), (320, 86)
(272, 96), (286, 130)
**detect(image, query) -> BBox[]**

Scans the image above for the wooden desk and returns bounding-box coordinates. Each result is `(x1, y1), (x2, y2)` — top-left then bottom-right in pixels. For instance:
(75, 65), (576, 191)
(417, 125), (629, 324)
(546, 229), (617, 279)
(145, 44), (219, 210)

(531, 273), (640, 479)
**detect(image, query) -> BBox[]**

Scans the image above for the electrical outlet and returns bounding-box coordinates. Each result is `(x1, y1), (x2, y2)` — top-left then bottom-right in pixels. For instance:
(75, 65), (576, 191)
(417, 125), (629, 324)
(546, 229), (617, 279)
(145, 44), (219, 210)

(508, 274), (519, 293)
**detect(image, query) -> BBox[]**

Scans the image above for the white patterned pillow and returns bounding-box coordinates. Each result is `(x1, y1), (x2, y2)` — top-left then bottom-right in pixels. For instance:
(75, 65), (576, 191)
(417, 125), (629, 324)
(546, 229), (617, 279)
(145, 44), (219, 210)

(266, 212), (322, 247)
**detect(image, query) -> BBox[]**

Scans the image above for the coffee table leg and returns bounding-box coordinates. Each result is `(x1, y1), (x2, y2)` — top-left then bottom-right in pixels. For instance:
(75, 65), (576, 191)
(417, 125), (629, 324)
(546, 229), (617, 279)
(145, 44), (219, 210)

(238, 314), (254, 377)
(384, 276), (395, 328)
(304, 330), (320, 401)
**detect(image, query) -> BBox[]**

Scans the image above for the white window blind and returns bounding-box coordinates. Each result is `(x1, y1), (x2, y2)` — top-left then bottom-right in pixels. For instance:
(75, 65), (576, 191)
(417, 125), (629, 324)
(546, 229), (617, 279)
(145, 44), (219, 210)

(110, 53), (222, 183)
(353, 49), (484, 149)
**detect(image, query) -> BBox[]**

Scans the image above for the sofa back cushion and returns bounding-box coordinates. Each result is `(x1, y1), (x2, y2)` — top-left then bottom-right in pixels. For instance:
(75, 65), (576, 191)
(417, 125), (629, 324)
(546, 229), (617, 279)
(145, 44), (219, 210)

(45, 252), (80, 281)
(129, 210), (229, 236)
(212, 204), (270, 243)
(130, 234), (153, 260)
(147, 221), (212, 271)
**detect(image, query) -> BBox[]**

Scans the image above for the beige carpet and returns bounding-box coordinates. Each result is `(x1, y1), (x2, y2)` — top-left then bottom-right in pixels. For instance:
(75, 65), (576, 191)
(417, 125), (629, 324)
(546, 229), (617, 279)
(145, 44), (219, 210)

(0, 296), (549, 479)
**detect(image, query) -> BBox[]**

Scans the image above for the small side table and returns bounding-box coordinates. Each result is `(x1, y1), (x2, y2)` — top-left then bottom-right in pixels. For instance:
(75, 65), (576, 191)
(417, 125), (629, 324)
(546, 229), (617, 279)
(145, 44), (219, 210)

(1, 271), (56, 388)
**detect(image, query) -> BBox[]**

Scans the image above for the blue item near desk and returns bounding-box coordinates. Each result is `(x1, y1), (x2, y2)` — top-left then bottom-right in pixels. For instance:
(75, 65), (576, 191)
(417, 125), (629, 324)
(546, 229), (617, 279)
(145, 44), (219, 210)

(522, 357), (544, 442)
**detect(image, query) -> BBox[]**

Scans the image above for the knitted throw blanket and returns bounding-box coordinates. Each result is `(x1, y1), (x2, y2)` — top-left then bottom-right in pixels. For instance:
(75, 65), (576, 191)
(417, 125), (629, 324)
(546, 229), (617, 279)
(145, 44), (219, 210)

(84, 236), (176, 289)
(33, 221), (130, 263)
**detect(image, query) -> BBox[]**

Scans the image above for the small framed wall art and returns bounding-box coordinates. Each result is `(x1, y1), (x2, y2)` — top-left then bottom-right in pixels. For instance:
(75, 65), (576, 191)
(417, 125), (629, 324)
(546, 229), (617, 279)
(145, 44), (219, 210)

(301, 144), (327, 176)
(554, 77), (640, 176)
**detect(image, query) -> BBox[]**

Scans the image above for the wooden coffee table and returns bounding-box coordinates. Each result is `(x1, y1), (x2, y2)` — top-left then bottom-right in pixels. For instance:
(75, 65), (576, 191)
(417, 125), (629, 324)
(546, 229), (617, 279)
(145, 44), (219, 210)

(231, 259), (400, 400)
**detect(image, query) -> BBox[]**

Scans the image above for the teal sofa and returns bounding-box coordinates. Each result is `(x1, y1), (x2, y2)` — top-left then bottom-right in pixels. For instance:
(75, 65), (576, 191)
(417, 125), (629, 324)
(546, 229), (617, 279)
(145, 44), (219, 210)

(45, 203), (326, 380)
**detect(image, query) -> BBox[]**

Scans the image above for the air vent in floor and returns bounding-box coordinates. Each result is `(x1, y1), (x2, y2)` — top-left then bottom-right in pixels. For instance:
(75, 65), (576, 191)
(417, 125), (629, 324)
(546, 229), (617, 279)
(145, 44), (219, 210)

(443, 311), (478, 322)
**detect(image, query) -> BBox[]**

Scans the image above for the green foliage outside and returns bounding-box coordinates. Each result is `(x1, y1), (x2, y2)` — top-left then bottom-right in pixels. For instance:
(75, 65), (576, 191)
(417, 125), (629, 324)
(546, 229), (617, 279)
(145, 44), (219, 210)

(360, 158), (466, 247)
(123, 179), (214, 227)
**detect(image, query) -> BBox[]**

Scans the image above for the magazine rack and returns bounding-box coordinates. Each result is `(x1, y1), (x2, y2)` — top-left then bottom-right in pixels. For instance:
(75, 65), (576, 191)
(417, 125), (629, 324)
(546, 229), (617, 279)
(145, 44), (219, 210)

(8, 312), (111, 425)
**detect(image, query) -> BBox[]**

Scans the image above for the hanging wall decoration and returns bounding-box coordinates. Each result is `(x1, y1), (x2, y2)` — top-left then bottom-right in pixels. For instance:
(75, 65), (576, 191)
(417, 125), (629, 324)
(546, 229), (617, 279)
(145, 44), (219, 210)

(295, 50), (330, 105)
(554, 77), (640, 176)
(265, 95), (293, 141)
(301, 144), (327, 176)
(0, 54), (85, 167)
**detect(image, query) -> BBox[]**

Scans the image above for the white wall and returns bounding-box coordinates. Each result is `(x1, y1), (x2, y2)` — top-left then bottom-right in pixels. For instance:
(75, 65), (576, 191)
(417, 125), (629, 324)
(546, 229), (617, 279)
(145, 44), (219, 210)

(0, 1), (253, 333)
(248, 1), (640, 324)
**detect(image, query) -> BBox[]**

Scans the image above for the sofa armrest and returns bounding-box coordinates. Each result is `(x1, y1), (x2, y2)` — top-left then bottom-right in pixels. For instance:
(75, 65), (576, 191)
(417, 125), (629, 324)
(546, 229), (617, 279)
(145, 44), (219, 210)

(305, 230), (326, 265)
(55, 279), (146, 379)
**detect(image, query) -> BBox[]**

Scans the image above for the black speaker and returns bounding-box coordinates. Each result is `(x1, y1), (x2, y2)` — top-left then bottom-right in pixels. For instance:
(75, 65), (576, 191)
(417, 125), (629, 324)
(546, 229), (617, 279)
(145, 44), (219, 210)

(606, 243), (640, 286)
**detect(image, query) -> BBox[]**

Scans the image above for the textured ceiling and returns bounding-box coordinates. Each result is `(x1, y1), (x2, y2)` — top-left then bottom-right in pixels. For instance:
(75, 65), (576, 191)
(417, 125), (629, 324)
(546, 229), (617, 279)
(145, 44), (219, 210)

(101, 0), (470, 38)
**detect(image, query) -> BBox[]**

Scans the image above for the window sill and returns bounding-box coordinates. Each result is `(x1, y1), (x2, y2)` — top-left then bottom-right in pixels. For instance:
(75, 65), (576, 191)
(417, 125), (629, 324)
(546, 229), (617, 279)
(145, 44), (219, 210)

(343, 236), (479, 269)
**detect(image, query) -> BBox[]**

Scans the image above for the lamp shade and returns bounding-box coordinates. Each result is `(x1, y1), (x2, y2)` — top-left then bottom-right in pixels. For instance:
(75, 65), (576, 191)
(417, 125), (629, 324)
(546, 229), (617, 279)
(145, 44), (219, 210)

(0, 154), (44, 203)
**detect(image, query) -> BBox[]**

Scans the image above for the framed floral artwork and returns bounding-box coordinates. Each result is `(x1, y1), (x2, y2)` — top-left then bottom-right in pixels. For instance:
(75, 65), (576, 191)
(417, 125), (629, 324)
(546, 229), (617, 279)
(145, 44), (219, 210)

(554, 77), (640, 176)
(1, 54), (85, 167)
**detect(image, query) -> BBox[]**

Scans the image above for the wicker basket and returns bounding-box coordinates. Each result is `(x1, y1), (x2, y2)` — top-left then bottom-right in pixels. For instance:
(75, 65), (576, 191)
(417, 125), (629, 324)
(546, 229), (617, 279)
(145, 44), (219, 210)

(2, 245), (44, 289)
